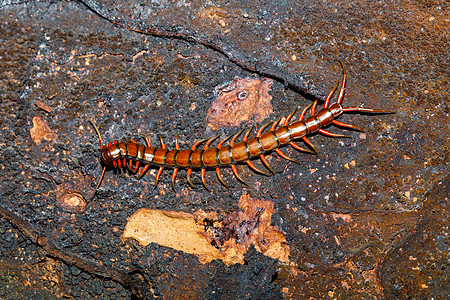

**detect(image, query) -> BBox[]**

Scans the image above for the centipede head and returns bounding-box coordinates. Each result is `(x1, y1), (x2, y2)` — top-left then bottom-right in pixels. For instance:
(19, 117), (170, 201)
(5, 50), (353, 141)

(89, 120), (107, 200)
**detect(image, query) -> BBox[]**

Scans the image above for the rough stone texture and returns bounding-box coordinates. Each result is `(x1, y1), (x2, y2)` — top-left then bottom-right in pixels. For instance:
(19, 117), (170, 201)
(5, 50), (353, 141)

(0, 0), (448, 299)
(206, 76), (273, 130)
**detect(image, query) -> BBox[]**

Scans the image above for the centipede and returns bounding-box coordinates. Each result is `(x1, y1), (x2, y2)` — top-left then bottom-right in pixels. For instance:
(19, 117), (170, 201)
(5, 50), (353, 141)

(90, 62), (393, 196)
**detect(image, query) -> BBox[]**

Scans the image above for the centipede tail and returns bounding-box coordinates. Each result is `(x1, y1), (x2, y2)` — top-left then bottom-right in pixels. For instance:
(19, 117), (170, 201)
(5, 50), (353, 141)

(89, 61), (394, 196)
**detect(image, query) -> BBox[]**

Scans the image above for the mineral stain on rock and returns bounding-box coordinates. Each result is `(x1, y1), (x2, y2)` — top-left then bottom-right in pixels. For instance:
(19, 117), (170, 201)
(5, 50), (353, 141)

(30, 116), (58, 145)
(206, 77), (274, 130)
(56, 188), (87, 213)
(122, 194), (289, 266)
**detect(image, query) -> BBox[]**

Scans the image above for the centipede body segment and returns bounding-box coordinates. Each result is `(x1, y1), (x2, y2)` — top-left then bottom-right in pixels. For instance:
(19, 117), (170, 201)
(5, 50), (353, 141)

(90, 62), (393, 196)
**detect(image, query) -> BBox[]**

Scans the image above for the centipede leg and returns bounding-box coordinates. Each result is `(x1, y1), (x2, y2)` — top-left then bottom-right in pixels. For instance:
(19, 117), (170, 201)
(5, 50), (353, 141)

(299, 102), (314, 121)
(133, 160), (140, 173)
(214, 136), (233, 188)
(240, 125), (270, 176)
(259, 154), (274, 174)
(170, 136), (181, 191)
(269, 117), (282, 131)
(246, 160), (269, 176)
(228, 128), (248, 185)
(143, 136), (152, 147)
(186, 169), (194, 188)
(290, 141), (315, 154)
(158, 135), (166, 149)
(201, 169), (210, 191)
(242, 125), (254, 141)
(154, 166), (164, 189)
(302, 137), (318, 154)
(200, 135), (221, 190)
(275, 148), (300, 164)
(215, 167), (228, 188)
(217, 135), (232, 148)
(279, 106), (305, 149)
(137, 164), (150, 179)
(319, 129), (350, 138)
(175, 136), (180, 150)
(283, 108), (298, 126)
(171, 168), (178, 191)
(332, 120), (365, 132)
(231, 164), (247, 185)
(253, 121), (278, 174)
(297, 102), (319, 153)
(310, 99), (319, 116)
(324, 81), (339, 108)
(184, 138), (208, 188)
(229, 128), (246, 145)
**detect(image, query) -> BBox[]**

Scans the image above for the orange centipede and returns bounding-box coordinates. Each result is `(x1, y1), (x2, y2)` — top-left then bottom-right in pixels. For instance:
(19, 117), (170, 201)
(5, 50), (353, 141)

(90, 62), (393, 195)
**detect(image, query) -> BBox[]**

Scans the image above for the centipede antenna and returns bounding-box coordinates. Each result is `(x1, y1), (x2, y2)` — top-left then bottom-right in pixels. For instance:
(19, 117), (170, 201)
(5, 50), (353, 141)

(90, 120), (104, 149)
(89, 120), (106, 201)
(90, 166), (106, 201)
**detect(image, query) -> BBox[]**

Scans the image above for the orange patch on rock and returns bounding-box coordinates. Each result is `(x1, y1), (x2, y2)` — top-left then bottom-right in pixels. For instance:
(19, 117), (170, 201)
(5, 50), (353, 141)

(123, 209), (221, 264)
(122, 194), (289, 266)
(30, 116), (58, 145)
(34, 101), (53, 113)
(206, 77), (273, 130)
(198, 6), (230, 27)
(56, 188), (87, 212)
